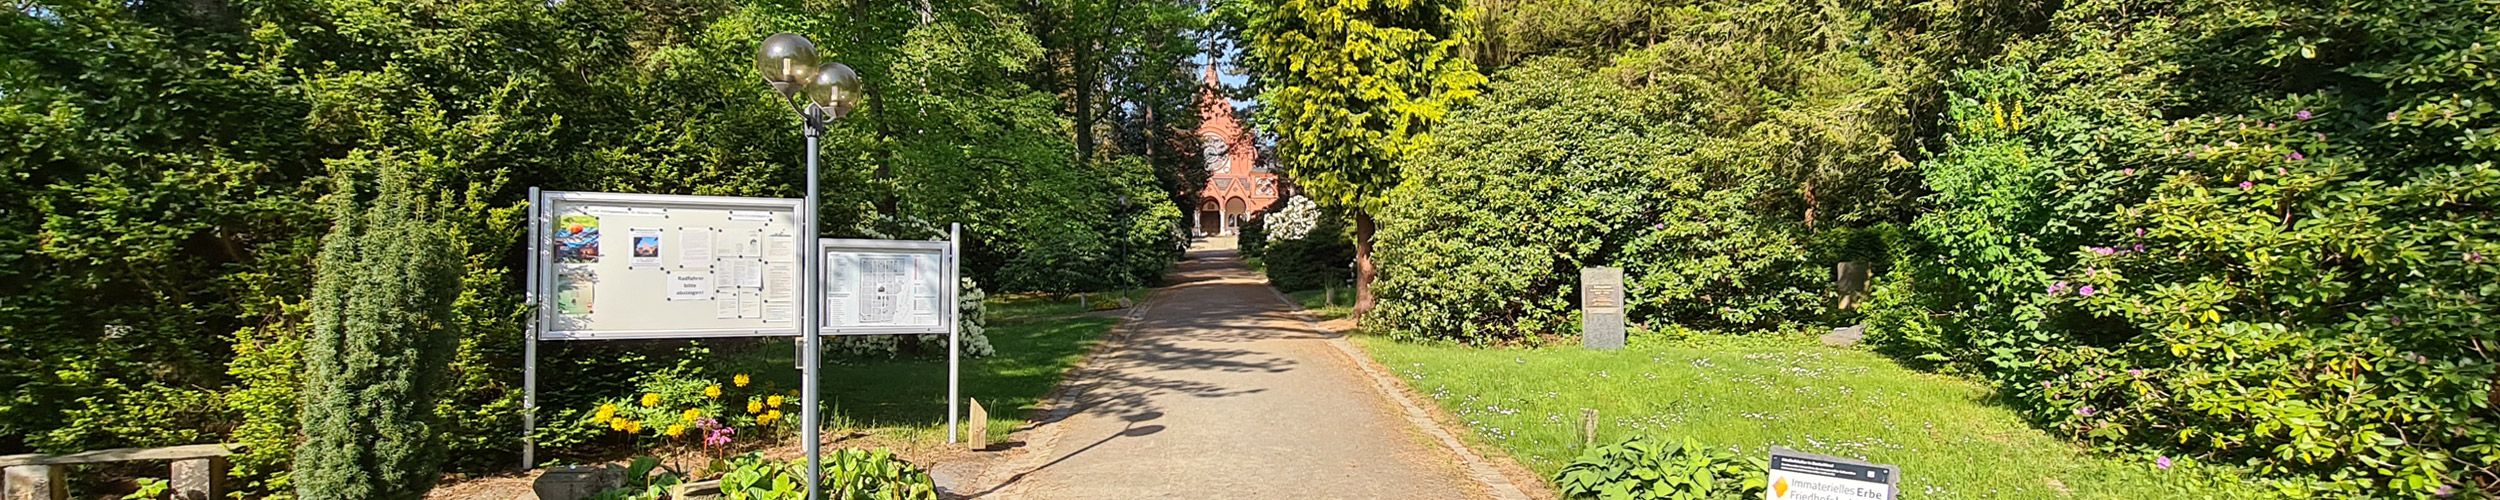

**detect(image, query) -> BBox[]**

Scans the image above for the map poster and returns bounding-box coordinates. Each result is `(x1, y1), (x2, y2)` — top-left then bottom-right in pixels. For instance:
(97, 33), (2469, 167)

(859, 255), (908, 324)
(555, 213), (601, 264)
(628, 227), (663, 267)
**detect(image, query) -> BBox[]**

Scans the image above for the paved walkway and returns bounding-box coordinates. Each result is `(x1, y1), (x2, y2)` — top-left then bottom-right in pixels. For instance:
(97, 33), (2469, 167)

(972, 239), (1486, 499)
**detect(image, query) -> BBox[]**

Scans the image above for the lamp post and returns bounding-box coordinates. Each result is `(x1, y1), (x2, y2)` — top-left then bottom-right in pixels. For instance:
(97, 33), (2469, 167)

(756, 32), (862, 500)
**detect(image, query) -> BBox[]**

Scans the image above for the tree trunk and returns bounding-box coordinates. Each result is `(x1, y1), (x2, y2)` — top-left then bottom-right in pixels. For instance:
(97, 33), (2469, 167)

(1073, 36), (1098, 167)
(1352, 210), (1379, 319)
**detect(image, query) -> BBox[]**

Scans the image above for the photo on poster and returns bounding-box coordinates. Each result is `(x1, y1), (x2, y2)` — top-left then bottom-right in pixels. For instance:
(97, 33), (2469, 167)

(629, 227), (664, 267)
(555, 213), (602, 264)
(555, 270), (596, 316)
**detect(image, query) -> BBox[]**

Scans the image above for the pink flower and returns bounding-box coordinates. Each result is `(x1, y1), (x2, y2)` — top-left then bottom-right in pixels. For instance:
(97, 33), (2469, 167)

(2122, 168), (2137, 176)
(2295, 110), (2313, 121)
(2287, 151), (2304, 161)
(2127, 369), (2143, 377)
(2132, 243), (2145, 253)
(2135, 228), (2146, 237)
(2156, 456), (2173, 470)
(2048, 281), (2070, 295)
(2079, 285), (2097, 297)
(2093, 247), (2116, 256)
(2467, 252), (2486, 264)
(2075, 406), (2097, 416)
(2240, 181), (2255, 190)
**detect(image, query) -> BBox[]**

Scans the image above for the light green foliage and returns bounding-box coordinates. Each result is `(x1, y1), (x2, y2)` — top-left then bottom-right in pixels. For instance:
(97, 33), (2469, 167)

(720, 452), (939, 500)
(1238, 0), (1484, 212)
(1555, 436), (1765, 500)
(120, 478), (169, 500)
(591, 451), (935, 500)
(294, 158), (464, 499)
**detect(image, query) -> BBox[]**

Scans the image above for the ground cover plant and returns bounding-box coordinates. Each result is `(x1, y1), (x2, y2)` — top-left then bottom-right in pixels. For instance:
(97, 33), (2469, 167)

(1356, 334), (2267, 499)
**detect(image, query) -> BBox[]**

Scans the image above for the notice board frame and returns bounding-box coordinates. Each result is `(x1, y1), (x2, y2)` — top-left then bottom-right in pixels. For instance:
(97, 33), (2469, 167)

(818, 238), (958, 336)
(529, 190), (810, 341)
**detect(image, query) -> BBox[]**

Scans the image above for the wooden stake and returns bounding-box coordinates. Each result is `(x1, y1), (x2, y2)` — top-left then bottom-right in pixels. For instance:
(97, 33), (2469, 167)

(967, 399), (989, 450)
(1580, 408), (1600, 448)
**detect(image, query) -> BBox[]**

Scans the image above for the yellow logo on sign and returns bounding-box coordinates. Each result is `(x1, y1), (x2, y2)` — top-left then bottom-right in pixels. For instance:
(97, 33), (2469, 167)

(1774, 477), (1790, 498)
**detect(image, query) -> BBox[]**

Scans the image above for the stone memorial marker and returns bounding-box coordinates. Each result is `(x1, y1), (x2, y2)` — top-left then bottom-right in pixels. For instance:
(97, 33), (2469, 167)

(1581, 267), (1626, 350)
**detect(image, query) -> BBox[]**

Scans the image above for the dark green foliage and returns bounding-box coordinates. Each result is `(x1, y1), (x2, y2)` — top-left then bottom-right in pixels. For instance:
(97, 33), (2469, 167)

(1554, 436), (1766, 500)
(1374, 0), (1931, 342)
(1236, 216), (1268, 260)
(294, 159), (464, 499)
(1854, 0), (2500, 494)
(1260, 206), (1353, 293)
(2, 0), (1197, 494)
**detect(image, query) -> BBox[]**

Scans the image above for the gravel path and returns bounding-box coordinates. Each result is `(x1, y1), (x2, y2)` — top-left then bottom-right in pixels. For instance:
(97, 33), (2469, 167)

(968, 239), (1488, 499)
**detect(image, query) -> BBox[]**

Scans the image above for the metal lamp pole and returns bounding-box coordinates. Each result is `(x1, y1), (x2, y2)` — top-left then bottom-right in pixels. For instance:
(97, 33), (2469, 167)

(758, 33), (861, 500)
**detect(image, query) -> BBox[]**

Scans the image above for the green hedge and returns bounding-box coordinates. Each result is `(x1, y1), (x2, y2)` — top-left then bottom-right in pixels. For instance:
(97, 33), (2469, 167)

(1261, 205), (1353, 293)
(1373, 0), (2498, 493)
(1858, 0), (2500, 494)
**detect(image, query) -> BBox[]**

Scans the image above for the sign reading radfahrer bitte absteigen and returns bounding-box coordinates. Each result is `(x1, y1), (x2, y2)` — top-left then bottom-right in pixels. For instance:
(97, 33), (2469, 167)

(1766, 447), (1899, 500)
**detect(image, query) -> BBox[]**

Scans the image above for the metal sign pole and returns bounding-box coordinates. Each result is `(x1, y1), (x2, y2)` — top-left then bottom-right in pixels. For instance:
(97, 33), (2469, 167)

(947, 223), (962, 444)
(800, 128), (825, 500)
(522, 187), (542, 470)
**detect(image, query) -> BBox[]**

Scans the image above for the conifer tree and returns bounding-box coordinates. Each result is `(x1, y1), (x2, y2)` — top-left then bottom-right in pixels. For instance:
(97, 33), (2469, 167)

(293, 153), (463, 499)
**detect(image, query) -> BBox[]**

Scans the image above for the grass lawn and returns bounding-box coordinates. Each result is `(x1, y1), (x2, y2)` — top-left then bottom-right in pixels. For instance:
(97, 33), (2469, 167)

(1283, 287), (1352, 321)
(1354, 335), (2263, 499)
(716, 290), (1144, 446)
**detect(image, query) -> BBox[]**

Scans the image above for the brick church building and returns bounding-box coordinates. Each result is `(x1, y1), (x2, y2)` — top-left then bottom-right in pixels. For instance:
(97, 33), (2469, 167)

(1193, 65), (1284, 236)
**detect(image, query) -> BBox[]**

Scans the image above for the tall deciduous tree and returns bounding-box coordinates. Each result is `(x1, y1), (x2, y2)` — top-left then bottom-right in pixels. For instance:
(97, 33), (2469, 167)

(293, 156), (463, 499)
(1239, 0), (1484, 317)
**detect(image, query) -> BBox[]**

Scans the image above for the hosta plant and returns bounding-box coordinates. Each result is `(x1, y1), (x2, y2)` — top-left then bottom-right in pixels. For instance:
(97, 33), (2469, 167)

(1556, 436), (1767, 500)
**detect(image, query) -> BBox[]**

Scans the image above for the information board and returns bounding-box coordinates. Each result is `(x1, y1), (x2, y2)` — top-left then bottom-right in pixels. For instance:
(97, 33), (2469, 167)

(1765, 447), (1898, 500)
(532, 191), (807, 340)
(820, 238), (953, 335)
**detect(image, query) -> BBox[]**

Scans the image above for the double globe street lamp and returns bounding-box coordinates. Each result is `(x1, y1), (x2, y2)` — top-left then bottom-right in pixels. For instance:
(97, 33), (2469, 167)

(755, 32), (861, 500)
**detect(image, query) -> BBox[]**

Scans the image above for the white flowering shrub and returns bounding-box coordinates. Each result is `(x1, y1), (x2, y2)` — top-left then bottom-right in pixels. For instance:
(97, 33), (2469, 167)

(1262, 196), (1321, 242)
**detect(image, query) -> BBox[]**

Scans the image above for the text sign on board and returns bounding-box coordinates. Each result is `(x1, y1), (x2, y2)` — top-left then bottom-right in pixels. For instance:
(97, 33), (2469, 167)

(1765, 447), (1898, 500)
(534, 191), (807, 340)
(820, 238), (952, 335)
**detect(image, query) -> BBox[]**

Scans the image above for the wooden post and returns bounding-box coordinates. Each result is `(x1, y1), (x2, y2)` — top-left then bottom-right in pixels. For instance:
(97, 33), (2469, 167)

(1580, 408), (1600, 449)
(4, 465), (65, 500)
(170, 456), (228, 500)
(966, 399), (988, 450)
(1324, 286), (1334, 307)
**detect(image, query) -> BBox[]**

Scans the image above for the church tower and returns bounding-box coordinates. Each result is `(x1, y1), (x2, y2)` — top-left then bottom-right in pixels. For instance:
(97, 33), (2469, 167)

(1192, 65), (1283, 235)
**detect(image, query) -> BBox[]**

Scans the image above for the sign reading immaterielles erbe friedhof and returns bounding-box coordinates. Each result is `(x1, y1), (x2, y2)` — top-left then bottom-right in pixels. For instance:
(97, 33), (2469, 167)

(1765, 447), (1899, 500)
(1580, 267), (1625, 350)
